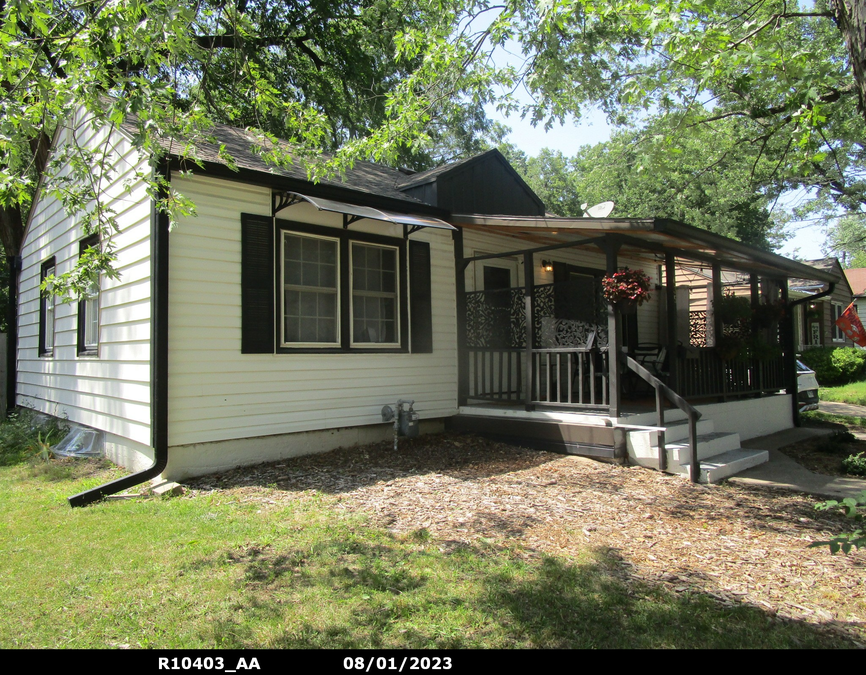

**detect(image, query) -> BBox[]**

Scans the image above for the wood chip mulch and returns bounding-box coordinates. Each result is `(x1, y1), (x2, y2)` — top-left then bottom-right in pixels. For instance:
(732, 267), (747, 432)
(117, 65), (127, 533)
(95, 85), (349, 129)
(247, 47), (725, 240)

(185, 433), (866, 644)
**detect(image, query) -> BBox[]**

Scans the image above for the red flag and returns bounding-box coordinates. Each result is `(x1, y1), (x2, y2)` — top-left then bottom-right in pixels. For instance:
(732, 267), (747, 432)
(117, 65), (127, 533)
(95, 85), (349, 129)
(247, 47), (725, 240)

(835, 302), (866, 347)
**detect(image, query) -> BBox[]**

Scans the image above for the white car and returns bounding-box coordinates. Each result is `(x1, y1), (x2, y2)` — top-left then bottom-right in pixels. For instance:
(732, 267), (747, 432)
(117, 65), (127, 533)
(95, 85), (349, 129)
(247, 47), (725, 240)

(797, 360), (819, 412)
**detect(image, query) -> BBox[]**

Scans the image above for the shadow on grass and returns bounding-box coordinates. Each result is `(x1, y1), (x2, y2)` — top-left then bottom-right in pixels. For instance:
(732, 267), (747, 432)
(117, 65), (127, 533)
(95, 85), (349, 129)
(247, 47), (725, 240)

(197, 535), (858, 649)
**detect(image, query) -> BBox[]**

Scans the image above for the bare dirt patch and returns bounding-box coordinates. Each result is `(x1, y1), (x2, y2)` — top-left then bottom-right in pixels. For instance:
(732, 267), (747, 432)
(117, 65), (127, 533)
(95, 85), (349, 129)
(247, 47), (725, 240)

(186, 433), (866, 644)
(779, 425), (866, 479)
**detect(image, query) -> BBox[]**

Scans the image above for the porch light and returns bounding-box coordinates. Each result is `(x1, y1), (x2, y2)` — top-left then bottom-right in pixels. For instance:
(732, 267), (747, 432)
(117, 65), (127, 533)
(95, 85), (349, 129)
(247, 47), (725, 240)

(542, 260), (553, 272)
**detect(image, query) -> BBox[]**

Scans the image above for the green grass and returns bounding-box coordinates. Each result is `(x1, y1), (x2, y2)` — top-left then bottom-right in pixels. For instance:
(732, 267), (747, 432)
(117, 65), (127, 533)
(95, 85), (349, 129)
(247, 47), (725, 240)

(802, 410), (866, 429)
(0, 459), (857, 649)
(819, 380), (866, 407)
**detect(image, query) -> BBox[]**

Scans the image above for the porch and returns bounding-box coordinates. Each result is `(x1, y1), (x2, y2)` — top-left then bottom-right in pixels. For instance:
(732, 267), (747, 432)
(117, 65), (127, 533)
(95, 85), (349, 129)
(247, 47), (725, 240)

(452, 216), (837, 482)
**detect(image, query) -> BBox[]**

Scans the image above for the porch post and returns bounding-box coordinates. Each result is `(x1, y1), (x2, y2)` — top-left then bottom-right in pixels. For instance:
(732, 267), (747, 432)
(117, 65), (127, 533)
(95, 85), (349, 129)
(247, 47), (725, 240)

(665, 252), (678, 390)
(523, 251), (534, 411)
(605, 238), (622, 418)
(780, 281), (800, 426)
(711, 262), (723, 347)
(453, 229), (469, 407)
(749, 274), (760, 336)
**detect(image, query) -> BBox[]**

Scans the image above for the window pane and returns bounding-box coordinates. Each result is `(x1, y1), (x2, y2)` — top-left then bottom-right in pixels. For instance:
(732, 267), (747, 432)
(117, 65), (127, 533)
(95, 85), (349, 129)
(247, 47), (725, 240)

(282, 232), (339, 344)
(43, 265), (55, 352)
(352, 243), (399, 344)
(84, 281), (99, 348)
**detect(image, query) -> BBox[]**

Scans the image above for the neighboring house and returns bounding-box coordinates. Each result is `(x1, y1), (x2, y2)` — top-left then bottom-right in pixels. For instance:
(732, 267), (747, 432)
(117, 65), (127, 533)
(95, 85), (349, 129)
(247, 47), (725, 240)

(844, 267), (866, 326)
(789, 258), (855, 352)
(17, 112), (839, 502)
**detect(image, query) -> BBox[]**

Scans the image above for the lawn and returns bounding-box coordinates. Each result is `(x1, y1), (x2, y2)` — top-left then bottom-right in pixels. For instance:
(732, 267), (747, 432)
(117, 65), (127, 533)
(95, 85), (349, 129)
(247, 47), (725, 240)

(1, 435), (864, 649)
(819, 380), (866, 407)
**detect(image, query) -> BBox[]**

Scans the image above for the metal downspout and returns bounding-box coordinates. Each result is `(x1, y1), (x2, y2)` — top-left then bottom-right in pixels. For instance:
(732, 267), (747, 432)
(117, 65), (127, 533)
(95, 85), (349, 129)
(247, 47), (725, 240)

(68, 162), (171, 507)
(6, 254), (20, 416)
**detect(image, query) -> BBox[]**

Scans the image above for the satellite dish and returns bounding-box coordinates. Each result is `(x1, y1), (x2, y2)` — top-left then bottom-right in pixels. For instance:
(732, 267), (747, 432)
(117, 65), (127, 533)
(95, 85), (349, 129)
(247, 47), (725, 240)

(582, 201), (615, 218)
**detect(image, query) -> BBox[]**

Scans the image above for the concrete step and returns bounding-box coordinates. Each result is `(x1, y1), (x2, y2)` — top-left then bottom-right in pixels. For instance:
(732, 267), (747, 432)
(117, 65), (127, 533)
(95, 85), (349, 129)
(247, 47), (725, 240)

(679, 448), (770, 484)
(665, 431), (742, 466)
(627, 428), (740, 470)
(625, 419), (715, 461)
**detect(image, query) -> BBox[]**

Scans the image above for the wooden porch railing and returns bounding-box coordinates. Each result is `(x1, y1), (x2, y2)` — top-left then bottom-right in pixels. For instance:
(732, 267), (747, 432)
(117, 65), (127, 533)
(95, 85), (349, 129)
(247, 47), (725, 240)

(675, 349), (785, 400)
(532, 347), (608, 408)
(468, 347), (523, 402)
(467, 346), (610, 408)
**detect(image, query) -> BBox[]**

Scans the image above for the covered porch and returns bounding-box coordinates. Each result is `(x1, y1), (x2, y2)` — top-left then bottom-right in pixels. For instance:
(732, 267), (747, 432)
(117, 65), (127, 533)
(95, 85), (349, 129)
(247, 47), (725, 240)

(451, 216), (836, 482)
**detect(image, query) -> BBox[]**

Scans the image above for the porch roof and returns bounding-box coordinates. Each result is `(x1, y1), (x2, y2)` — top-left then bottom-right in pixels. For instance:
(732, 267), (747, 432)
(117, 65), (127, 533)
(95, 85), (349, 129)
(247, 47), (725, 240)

(453, 214), (837, 282)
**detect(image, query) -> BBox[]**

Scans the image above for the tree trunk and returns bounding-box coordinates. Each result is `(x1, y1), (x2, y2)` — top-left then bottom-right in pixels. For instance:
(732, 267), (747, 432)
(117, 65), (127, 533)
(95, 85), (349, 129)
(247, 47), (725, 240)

(832, 0), (866, 120)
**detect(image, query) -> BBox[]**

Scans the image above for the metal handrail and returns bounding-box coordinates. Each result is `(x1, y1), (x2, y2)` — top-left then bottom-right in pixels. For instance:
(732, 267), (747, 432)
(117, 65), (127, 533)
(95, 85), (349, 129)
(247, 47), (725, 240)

(623, 354), (703, 483)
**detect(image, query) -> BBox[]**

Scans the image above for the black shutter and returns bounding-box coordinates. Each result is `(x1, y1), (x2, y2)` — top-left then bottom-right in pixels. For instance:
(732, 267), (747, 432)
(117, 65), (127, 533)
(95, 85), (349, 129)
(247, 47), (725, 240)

(241, 213), (274, 353)
(409, 239), (433, 353)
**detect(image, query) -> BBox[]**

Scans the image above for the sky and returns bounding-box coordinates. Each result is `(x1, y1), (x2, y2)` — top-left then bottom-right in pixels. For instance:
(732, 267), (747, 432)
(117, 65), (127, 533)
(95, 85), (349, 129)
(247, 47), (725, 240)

(487, 106), (828, 261)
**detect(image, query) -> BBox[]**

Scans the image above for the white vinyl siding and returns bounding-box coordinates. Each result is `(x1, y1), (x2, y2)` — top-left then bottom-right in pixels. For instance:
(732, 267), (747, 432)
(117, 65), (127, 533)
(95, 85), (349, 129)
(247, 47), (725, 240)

(167, 174), (457, 447)
(17, 116), (152, 447)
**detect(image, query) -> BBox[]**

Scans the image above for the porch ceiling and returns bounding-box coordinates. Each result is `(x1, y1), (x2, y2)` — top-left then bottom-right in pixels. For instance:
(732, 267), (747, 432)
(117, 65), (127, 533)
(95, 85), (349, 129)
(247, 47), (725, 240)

(453, 215), (837, 283)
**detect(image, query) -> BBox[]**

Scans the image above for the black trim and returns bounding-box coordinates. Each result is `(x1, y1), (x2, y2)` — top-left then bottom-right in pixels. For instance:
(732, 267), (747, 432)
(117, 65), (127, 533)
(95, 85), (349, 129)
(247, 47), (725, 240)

(6, 255), (20, 415)
(76, 234), (99, 356)
(38, 256), (56, 356)
(274, 218), (409, 353)
(409, 240), (433, 353)
(169, 157), (450, 219)
(241, 213), (275, 354)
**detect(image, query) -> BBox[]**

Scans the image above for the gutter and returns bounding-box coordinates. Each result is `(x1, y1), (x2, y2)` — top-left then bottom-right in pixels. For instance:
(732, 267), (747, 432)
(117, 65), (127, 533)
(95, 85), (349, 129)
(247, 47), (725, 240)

(68, 160), (171, 507)
(788, 282), (835, 308)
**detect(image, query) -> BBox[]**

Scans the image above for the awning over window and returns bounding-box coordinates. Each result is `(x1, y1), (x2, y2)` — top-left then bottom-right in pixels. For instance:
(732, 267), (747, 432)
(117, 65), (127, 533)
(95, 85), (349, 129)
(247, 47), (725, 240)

(276, 191), (456, 231)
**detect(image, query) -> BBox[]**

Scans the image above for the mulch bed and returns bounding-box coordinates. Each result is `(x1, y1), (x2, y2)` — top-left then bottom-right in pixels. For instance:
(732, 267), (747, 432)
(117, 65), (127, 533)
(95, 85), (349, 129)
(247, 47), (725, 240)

(781, 436), (865, 478)
(185, 432), (866, 645)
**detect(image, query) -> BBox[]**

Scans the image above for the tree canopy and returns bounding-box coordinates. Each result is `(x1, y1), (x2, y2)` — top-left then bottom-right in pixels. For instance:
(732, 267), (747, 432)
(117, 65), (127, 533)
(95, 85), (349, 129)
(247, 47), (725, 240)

(492, 1), (866, 220)
(0, 0), (501, 294)
(503, 112), (788, 251)
(3, 0), (866, 293)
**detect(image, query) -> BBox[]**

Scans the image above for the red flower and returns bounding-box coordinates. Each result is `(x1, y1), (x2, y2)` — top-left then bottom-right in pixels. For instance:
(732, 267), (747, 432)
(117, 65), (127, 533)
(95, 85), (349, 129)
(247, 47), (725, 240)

(602, 268), (652, 306)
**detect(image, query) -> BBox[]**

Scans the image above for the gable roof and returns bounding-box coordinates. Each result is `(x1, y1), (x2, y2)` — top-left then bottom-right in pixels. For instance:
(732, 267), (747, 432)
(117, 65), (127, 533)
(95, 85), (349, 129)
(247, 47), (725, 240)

(789, 258), (852, 294)
(396, 148), (545, 216)
(845, 268), (866, 297)
(145, 122), (426, 206)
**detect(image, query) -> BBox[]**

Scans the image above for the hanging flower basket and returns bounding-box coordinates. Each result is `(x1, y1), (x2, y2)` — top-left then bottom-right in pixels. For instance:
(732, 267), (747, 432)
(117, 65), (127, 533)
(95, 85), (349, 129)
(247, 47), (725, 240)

(601, 268), (652, 309)
(753, 299), (786, 328)
(714, 291), (751, 326)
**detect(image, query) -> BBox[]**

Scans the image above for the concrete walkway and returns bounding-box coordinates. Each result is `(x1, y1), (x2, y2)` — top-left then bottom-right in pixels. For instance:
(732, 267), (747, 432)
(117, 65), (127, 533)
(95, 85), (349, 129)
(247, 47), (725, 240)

(819, 400), (866, 418)
(727, 427), (866, 500)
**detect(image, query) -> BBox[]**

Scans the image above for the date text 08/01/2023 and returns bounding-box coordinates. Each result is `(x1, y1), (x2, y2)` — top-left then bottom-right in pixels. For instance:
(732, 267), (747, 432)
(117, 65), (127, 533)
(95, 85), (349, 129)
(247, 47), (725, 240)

(344, 657), (453, 671)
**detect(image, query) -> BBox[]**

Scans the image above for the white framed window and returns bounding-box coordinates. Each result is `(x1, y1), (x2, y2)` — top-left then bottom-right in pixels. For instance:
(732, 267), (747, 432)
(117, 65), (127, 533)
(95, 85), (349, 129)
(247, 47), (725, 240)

(39, 257), (55, 356)
(281, 231), (340, 346)
(83, 279), (99, 349)
(272, 220), (408, 353)
(351, 242), (399, 346)
(832, 302), (845, 342)
(78, 235), (100, 355)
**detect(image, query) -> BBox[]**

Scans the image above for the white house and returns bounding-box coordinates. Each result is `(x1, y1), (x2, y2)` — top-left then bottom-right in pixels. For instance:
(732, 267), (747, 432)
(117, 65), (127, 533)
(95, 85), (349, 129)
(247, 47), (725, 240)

(16, 113), (838, 504)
